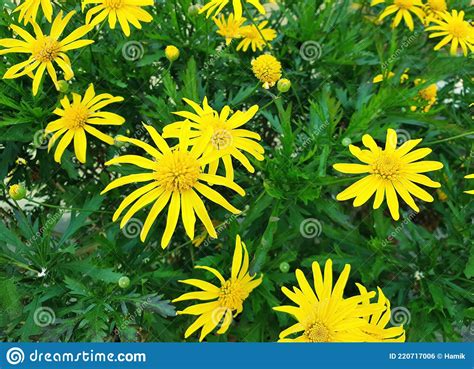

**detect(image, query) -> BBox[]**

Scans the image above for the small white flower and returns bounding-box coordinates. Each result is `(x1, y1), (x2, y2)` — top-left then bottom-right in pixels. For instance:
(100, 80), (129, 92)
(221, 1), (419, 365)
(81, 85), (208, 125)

(414, 271), (424, 281)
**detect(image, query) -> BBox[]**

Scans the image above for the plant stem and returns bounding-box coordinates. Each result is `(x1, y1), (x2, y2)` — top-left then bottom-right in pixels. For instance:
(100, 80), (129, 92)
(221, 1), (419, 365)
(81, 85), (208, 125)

(243, 4), (271, 50)
(25, 198), (114, 214)
(260, 95), (281, 110)
(427, 131), (474, 145)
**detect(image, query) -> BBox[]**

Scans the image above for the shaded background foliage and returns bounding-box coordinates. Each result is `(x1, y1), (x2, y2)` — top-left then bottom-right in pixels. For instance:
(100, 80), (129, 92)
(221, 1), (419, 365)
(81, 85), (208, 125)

(0, 0), (473, 342)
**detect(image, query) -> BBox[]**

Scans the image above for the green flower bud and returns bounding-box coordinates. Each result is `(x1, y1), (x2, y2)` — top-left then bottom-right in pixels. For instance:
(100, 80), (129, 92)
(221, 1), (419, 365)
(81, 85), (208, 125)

(279, 262), (290, 273)
(277, 78), (291, 93)
(118, 276), (130, 289)
(342, 137), (352, 146)
(57, 80), (69, 93)
(188, 4), (201, 17)
(9, 184), (26, 200)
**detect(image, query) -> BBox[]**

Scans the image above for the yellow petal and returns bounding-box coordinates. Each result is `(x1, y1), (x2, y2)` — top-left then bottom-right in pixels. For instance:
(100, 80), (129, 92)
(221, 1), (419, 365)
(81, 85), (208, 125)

(140, 191), (172, 242)
(333, 163), (370, 174)
(54, 129), (74, 163)
(353, 176), (380, 207)
(189, 190), (217, 238)
(161, 191), (181, 248)
(105, 155), (157, 170)
(194, 183), (240, 214)
(231, 235), (243, 279)
(73, 128), (87, 163)
(385, 182), (400, 220)
(181, 190), (196, 240)
(405, 161), (443, 173)
(101, 173), (156, 194)
(113, 182), (160, 222)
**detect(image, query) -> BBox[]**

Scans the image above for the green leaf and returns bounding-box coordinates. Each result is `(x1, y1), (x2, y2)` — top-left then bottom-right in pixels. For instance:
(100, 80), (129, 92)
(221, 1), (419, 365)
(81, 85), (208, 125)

(64, 277), (90, 297)
(141, 294), (176, 318)
(181, 57), (199, 101)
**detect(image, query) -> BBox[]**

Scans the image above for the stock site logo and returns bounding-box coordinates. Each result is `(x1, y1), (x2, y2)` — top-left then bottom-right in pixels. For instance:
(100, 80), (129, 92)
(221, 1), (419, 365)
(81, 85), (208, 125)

(6, 347), (25, 365)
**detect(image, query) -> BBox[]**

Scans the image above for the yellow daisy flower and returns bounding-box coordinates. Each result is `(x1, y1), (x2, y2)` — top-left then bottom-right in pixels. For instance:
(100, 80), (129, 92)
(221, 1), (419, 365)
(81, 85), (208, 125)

(236, 21), (276, 52)
(356, 284), (406, 342)
(214, 13), (246, 45)
(333, 128), (444, 220)
(163, 97), (264, 180)
(436, 189), (448, 201)
(192, 220), (221, 247)
(426, 10), (474, 56)
(251, 54), (282, 88)
(378, 0), (425, 31)
(422, 0), (447, 25)
(45, 84), (125, 164)
(191, 231), (208, 247)
(465, 174), (474, 195)
(373, 69), (409, 84)
(173, 235), (263, 341)
(410, 79), (437, 112)
(14, 0), (53, 25)
(273, 259), (386, 342)
(400, 68), (410, 83)
(82, 0), (154, 37)
(373, 71), (395, 83)
(101, 123), (245, 248)
(199, 0), (265, 20)
(0, 11), (94, 96)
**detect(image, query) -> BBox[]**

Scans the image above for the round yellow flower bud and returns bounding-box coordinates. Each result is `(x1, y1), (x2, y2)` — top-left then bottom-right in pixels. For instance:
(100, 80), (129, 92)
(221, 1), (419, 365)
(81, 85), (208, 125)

(9, 184), (26, 200)
(251, 55), (282, 89)
(277, 78), (291, 93)
(165, 45), (180, 62)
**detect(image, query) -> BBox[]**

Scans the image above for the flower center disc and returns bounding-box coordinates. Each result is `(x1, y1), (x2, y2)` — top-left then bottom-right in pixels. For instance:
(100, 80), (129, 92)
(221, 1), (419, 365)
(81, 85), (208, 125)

(218, 279), (248, 311)
(155, 151), (201, 192)
(394, 0), (415, 9)
(241, 26), (259, 40)
(449, 20), (469, 38)
(105, 0), (123, 9)
(33, 36), (60, 63)
(65, 104), (89, 130)
(419, 85), (437, 101)
(304, 322), (331, 342)
(371, 155), (402, 180)
(427, 0), (446, 11)
(211, 128), (233, 150)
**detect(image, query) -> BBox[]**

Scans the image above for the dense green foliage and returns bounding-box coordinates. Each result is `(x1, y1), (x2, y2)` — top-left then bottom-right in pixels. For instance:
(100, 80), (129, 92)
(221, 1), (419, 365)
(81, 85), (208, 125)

(0, 0), (473, 342)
